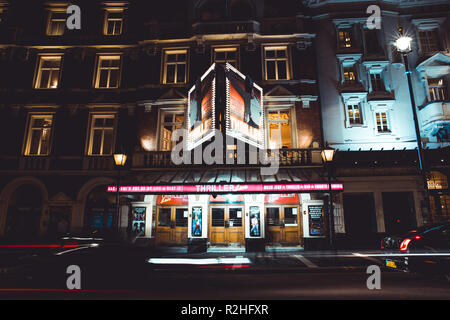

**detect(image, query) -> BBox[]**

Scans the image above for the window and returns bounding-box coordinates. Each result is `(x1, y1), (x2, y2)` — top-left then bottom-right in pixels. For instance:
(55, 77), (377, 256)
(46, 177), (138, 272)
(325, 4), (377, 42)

(347, 104), (362, 125)
(264, 46), (290, 81)
(213, 47), (238, 68)
(87, 114), (116, 156)
(370, 73), (385, 92)
(338, 29), (353, 49)
(427, 171), (448, 190)
(104, 11), (123, 35)
(24, 114), (54, 156)
(375, 111), (390, 133)
(159, 111), (185, 151)
(94, 55), (121, 89)
(46, 11), (66, 36)
(267, 109), (292, 149)
(428, 78), (447, 101)
(162, 50), (188, 84)
(363, 29), (383, 55)
(34, 55), (62, 89)
(343, 66), (357, 84)
(418, 29), (440, 54)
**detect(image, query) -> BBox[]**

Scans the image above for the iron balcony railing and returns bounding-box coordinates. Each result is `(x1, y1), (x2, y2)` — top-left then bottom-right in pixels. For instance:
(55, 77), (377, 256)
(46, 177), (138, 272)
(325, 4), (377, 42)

(0, 149), (324, 171)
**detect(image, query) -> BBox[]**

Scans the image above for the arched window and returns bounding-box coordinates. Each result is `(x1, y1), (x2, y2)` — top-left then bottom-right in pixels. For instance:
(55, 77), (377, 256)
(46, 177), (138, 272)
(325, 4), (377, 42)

(427, 171), (450, 221)
(84, 185), (117, 233)
(230, 0), (253, 20)
(427, 171), (448, 189)
(199, 0), (226, 21)
(5, 185), (42, 240)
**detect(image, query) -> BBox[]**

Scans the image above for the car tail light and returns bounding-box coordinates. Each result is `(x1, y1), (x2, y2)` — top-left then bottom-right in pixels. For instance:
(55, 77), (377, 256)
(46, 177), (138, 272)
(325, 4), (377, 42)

(380, 239), (384, 249)
(414, 235), (421, 240)
(399, 238), (411, 251)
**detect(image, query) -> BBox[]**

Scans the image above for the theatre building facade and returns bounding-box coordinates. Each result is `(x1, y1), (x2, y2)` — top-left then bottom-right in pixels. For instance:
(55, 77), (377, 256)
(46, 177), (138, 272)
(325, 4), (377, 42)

(0, 0), (341, 250)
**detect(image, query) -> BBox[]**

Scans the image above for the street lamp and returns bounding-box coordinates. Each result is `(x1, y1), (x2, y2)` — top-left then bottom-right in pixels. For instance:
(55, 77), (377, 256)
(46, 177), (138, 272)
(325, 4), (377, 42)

(322, 144), (336, 250)
(114, 153), (127, 234)
(394, 27), (430, 224)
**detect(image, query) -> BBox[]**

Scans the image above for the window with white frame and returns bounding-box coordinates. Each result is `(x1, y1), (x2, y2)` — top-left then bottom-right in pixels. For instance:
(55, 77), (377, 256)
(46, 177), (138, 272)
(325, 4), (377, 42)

(267, 109), (292, 149)
(213, 47), (238, 68)
(418, 29), (440, 54)
(427, 78), (447, 101)
(87, 114), (116, 156)
(338, 29), (353, 49)
(104, 10), (124, 35)
(263, 46), (290, 81)
(347, 103), (362, 125)
(370, 72), (386, 92)
(343, 66), (357, 84)
(162, 49), (188, 84)
(46, 10), (66, 36)
(34, 55), (62, 89)
(24, 114), (54, 156)
(375, 111), (390, 133)
(94, 55), (121, 89)
(159, 111), (185, 151)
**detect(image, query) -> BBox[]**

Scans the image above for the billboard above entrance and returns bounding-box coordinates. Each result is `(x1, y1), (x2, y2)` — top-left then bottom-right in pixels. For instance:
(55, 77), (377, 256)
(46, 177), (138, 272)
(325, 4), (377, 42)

(187, 63), (216, 150)
(107, 183), (343, 194)
(225, 63), (264, 149)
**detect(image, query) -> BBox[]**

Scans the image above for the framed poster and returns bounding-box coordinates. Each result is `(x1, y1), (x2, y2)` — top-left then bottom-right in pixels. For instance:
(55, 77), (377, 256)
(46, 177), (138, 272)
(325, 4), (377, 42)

(191, 207), (202, 237)
(308, 205), (324, 236)
(225, 63), (264, 149)
(249, 206), (261, 237)
(131, 207), (146, 235)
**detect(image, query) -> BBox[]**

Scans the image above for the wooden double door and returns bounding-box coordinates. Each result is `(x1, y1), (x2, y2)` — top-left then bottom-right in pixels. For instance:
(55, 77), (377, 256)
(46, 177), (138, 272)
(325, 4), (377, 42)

(156, 206), (188, 245)
(266, 205), (302, 244)
(209, 206), (244, 245)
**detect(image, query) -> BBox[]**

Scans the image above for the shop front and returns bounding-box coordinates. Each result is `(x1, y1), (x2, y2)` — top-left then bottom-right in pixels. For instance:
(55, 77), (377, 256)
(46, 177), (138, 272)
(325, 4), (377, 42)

(107, 168), (343, 252)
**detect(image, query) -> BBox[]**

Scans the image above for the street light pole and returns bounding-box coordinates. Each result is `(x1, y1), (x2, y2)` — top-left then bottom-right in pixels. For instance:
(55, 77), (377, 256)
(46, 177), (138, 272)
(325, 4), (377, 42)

(113, 153), (127, 235)
(395, 27), (431, 224)
(321, 145), (336, 250)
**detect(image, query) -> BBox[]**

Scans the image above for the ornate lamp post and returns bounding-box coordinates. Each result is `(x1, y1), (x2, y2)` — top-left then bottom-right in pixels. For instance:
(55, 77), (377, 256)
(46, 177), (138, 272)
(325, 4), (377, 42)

(394, 27), (430, 224)
(321, 145), (336, 250)
(113, 153), (127, 233)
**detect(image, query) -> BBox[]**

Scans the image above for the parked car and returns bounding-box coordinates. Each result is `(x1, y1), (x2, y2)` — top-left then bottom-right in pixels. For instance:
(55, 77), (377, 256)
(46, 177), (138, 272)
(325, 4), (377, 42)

(381, 221), (450, 278)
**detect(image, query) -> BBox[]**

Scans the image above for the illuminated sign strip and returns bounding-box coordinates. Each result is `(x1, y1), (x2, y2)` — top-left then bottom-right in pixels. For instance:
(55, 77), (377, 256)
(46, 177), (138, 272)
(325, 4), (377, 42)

(107, 183), (344, 194)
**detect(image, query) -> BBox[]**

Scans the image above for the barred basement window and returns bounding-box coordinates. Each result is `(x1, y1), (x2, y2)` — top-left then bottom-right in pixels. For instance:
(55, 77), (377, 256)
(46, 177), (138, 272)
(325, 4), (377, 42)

(24, 114), (54, 156)
(34, 55), (62, 89)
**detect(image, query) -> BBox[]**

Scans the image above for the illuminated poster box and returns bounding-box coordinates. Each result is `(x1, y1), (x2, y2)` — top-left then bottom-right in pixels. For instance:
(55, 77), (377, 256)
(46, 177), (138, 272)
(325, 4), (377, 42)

(187, 63), (264, 151)
(225, 63), (264, 149)
(187, 64), (216, 150)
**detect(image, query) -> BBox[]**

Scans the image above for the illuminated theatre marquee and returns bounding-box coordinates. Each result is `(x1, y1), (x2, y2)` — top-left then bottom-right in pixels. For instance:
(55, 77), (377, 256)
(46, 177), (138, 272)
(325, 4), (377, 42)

(107, 183), (344, 194)
(187, 63), (264, 150)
